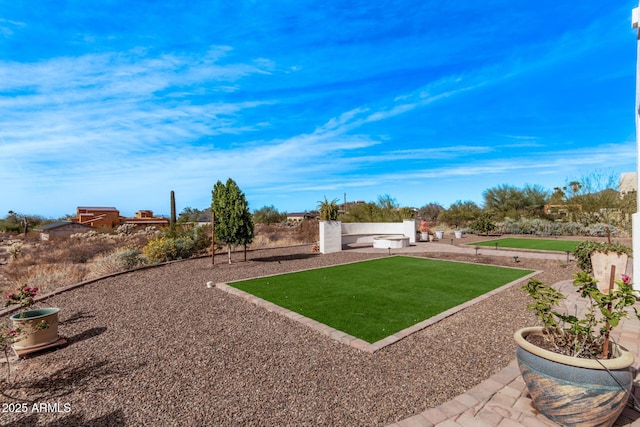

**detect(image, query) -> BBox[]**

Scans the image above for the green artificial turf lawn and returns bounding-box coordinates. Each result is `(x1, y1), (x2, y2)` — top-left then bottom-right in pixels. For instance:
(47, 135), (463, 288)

(472, 238), (579, 252)
(229, 256), (533, 343)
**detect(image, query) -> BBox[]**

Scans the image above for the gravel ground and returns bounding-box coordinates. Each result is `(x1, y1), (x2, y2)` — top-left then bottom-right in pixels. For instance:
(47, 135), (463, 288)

(0, 242), (583, 426)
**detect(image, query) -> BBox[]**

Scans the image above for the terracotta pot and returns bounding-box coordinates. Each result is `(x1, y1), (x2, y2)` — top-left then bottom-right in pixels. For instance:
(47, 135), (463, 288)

(10, 308), (60, 350)
(590, 251), (629, 293)
(514, 326), (634, 427)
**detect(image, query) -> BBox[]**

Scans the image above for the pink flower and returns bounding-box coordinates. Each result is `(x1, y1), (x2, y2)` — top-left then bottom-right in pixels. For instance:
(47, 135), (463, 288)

(622, 274), (631, 285)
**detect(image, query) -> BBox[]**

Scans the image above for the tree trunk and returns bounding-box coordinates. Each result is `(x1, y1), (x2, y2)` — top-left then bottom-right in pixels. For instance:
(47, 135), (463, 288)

(227, 245), (232, 264)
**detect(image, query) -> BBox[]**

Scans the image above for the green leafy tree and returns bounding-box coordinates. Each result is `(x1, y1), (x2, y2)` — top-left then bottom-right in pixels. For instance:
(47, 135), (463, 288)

(339, 195), (413, 222)
(417, 203), (444, 225)
(212, 178), (254, 264)
(253, 205), (287, 224)
(483, 184), (549, 219)
(438, 200), (481, 228)
(521, 184), (549, 216)
(177, 207), (210, 223)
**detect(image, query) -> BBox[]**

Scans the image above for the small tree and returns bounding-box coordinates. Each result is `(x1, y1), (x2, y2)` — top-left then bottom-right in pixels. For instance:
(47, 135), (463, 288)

(439, 200), (481, 228)
(253, 205), (286, 224)
(212, 178), (254, 264)
(417, 203), (444, 224)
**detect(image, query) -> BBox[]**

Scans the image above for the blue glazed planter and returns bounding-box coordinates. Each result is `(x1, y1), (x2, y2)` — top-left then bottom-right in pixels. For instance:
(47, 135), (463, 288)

(515, 327), (634, 427)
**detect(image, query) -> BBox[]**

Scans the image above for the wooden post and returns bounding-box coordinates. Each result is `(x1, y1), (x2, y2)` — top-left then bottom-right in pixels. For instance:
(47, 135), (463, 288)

(211, 208), (216, 265)
(603, 264), (616, 358)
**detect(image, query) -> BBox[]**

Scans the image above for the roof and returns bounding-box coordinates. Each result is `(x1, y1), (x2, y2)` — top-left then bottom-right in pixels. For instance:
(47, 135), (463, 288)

(77, 206), (119, 211)
(38, 221), (95, 231)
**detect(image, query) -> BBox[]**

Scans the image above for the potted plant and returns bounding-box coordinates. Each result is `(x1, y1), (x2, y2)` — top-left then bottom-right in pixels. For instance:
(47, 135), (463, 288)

(419, 221), (430, 241)
(573, 241), (632, 293)
(435, 227), (445, 240)
(3, 286), (60, 354)
(515, 271), (637, 426)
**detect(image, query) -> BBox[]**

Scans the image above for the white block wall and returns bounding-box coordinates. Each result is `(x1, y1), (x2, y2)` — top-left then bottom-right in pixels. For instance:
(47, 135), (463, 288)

(319, 221), (342, 254)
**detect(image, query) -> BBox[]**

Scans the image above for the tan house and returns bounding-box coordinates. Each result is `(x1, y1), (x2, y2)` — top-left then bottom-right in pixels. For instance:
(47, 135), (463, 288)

(286, 212), (316, 223)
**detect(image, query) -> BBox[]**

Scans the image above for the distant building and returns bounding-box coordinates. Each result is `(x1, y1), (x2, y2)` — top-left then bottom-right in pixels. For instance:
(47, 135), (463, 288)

(74, 206), (121, 228)
(37, 221), (95, 240)
(120, 210), (170, 228)
(286, 212), (316, 223)
(71, 207), (169, 229)
(620, 172), (637, 195)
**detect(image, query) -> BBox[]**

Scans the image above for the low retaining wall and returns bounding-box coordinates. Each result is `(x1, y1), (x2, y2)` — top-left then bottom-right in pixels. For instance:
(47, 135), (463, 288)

(319, 220), (416, 254)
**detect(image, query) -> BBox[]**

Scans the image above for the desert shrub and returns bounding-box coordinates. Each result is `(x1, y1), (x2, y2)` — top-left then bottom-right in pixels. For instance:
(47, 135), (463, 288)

(2, 263), (88, 295)
(174, 236), (196, 259)
(143, 236), (177, 263)
(143, 234), (199, 263)
(189, 224), (212, 254)
(90, 247), (146, 277)
(7, 242), (23, 260)
(583, 223), (618, 237)
(295, 219), (319, 243)
(65, 239), (116, 263)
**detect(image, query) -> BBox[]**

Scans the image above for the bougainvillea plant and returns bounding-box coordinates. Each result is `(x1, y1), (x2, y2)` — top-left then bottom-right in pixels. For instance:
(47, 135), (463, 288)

(1, 286), (48, 383)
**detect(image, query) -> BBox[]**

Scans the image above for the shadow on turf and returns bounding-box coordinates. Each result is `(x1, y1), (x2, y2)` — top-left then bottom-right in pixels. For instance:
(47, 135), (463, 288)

(252, 253), (319, 263)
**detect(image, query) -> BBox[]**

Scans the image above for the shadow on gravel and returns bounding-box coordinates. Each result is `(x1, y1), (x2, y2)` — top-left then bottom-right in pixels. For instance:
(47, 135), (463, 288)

(252, 253), (320, 262)
(7, 409), (126, 427)
(4, 358), (146, 401)
(60, 310), (96, 326)
(66, 326), (107, 346)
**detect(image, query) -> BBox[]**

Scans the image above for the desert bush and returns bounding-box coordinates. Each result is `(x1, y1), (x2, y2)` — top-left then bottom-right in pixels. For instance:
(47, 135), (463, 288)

(7, 242), (23, 260)
(90, 247), (146, 277)
(189, 224), (212, 254)
(295, 219), (319, 243)
(65, 239), (116, 263)
(2, 263), (88, 295)
(143, 236), (178, 263)
(583, 223), (618, 237)
(143, 236), (191, 263)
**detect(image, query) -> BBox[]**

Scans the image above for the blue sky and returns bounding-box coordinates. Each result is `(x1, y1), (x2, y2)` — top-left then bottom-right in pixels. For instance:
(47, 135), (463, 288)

(1, 1), (638, 218)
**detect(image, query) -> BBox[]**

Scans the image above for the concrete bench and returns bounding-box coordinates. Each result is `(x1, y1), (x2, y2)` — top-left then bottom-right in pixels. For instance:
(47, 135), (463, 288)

(341, 234), (380, 245)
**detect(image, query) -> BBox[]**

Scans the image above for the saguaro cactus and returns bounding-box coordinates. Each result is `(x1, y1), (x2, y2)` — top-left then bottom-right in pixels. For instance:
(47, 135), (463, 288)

(170, 190), (176, 232)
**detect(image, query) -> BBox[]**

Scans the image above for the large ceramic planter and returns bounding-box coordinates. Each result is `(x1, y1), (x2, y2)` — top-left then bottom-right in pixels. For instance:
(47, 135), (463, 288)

(10, 308), (60, 350)
(435, 231), (444, 239)
(420, 232), (429, 241)
(515, 327), (634, 427)
(454, 230), (462, 239)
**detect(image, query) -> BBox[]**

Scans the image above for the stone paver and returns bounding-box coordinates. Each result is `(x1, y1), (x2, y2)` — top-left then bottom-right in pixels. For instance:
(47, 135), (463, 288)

(374, 240), (640, 427)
